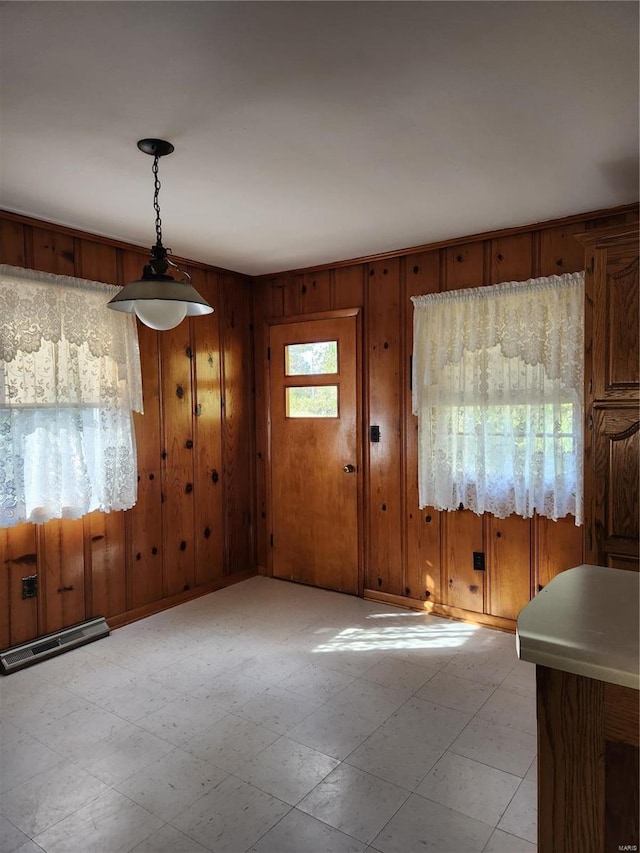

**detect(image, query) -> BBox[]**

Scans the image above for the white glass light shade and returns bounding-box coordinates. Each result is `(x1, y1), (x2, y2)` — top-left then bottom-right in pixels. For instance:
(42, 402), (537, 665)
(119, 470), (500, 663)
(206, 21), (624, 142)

(134, 300), (188, 330)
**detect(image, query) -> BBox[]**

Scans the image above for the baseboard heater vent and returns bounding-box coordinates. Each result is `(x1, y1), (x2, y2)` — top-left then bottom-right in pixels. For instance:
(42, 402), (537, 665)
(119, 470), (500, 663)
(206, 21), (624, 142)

(0, 617), (110, 675)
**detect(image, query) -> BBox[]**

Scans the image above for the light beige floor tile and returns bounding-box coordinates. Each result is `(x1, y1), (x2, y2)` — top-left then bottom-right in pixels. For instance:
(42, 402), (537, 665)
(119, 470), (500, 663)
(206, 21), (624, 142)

(286, 699), (382, 760)
(500, 660), (536, 698)
(249, 808), (367, 853)
(235, 736), (339, 805)
(137, 693), (228, 745)
(525, 757), (537, 783)
(0, 814), (30, 853)
(0, 760), (109, 836)
(298, 764), (409, 844)
(416, 751), (521, 825)
(359, 656), (438, 694)
(385, 697), (472, 750)
(32, 789), (162, 853)
(450, 717), (537, 777)
(441, 647), (519, 688)
(191, 669), (269, 711)
(31, 703), (131, 762)
(476, 687), (537, 735)
(345, 727), (445, 791)
(116, 746), (228, 820)
(73, 723), (175, 786)
(129, 824), (211, 853)
(3, 684), (88, 734)
(172, 775), (290, 853)
(415, 671), (496, 714)
(372, 793), (494, 853)
(483, 827), (537, 851)
(0, 733), (65, 794)
(235, 685), (320, 735)
(184, 713), (279, 772)
(278, 662), (355, 702)
(497, 779), (537, 843)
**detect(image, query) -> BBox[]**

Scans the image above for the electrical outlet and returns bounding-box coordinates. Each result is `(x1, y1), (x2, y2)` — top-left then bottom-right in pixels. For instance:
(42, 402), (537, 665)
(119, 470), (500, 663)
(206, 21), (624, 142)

(472, 552), (485, 572)
(21, 575), (38, 599)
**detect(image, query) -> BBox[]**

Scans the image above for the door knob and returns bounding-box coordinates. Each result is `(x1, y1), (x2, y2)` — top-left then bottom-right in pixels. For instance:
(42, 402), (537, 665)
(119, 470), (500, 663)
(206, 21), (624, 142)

(343, 464), (356, 473)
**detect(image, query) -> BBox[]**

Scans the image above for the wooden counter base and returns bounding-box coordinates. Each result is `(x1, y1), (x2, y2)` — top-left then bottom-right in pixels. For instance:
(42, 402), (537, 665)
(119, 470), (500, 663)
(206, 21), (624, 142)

(537, 666), (639, 852)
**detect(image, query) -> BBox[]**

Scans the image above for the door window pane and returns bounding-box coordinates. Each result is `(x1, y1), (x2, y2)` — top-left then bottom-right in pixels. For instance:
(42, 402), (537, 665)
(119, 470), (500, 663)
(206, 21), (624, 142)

(285, 341), (338, 375)
(286, 385), (338, 418)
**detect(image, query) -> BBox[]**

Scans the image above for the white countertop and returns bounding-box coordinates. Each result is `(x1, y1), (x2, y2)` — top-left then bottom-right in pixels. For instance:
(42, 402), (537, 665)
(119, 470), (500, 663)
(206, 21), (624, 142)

(516, 565), (639, 690)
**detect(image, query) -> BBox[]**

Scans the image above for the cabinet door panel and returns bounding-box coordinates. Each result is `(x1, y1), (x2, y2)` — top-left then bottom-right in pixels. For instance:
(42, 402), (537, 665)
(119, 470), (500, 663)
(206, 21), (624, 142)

(593, 408), (639, 566)
(593, 244), (639, 401)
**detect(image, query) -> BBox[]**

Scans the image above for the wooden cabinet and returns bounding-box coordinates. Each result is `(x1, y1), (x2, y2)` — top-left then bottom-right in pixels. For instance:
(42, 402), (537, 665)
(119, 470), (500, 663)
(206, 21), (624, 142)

(577, 223), (639, 570)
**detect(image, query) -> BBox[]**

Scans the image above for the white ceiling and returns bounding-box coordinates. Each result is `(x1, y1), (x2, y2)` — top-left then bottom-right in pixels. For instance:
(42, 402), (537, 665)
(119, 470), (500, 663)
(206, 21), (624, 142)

(1, 2), (638, 276)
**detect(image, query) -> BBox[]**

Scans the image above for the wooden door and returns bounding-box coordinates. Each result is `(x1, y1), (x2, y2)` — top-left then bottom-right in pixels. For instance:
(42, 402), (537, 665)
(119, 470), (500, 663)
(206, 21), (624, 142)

(269, 314), (360, 594)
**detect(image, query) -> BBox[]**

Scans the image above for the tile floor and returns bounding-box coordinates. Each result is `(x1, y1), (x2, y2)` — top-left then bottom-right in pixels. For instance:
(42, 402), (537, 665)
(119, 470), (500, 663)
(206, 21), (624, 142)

(0, 576), (537, 853)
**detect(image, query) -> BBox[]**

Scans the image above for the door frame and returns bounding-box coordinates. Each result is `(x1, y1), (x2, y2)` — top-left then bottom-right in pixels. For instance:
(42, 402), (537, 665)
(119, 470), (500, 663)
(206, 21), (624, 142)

(264, 307), (365, 596)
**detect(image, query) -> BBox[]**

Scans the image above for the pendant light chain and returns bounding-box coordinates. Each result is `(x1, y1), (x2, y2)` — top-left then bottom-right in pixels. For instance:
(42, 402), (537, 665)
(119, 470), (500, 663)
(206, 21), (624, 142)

(152, 154), (163, 248)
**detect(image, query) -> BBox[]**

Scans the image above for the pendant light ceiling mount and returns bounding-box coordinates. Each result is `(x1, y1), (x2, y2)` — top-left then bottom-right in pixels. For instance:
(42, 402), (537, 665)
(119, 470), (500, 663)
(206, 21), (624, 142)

(107, 138), (213, 331)
(137, 138), (174, 157)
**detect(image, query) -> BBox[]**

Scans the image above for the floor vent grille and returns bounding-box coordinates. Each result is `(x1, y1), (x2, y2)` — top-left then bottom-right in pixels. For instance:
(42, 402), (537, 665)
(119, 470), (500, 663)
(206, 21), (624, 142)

(0, 617), (110, 674)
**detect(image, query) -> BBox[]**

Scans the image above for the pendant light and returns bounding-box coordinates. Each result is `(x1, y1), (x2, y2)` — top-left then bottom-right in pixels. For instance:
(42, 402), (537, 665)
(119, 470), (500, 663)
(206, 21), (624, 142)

(107, 139), (213, 330)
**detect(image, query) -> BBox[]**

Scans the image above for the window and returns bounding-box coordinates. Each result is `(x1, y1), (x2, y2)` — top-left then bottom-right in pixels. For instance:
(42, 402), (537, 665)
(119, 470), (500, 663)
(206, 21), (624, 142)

(0, 264), (143, 527)
(286, 385), (339, 418)
(411, 271), (584, 523)
(285, 340), (338, 375)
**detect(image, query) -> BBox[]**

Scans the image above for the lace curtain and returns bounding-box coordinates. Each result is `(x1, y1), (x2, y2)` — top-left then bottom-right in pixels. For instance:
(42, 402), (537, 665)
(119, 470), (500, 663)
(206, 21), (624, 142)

(0, 264), (143, 527)
(411, 271), (584, 524)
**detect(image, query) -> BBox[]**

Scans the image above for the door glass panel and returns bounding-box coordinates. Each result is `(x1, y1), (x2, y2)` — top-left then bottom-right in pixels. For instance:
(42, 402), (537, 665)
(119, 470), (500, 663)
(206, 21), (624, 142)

(285, 341), (338, 376)
(286, 385), (338, 418)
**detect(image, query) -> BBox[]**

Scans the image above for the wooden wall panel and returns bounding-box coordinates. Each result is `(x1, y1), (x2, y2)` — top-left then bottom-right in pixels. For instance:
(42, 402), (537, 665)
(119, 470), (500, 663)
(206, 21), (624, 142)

(31, 227), (75, 276)
(299, 269), (332, 314)
(84, 510), (126, 619)
(192, 270), (224, 586)
(76, 240), (126, 618)
(332, 264), (364, 310)
(489, 233), (533, 284)
(404, 251), (441, 602)
(488, 515), (531, 620)
(119, 251), (164, 610)
(0, 211), (257, 646)
(442, 511), (484, 613)
(536, 223), (586, 277)
(444, 241), (485, 290)
(441, 241), (486, 610)
(367, 258), (403, 594)
(0, 219), (26, 266)
(41, 519), (86, 633)
(1, 525), (39, 647)
(220, 274), (255, 575)
(161, 319), (196, 596)
(536, 516), (583, 591)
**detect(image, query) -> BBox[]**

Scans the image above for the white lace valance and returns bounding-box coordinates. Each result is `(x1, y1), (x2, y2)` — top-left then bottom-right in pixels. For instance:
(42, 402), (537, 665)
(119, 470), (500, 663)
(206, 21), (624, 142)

(411, 271), (584, 524)
(0, 264), (143, 527)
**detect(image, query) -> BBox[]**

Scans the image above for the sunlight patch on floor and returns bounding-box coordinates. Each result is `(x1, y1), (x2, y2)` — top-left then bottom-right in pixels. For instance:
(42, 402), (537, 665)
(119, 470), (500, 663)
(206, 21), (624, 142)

(311, 614), (479, 653)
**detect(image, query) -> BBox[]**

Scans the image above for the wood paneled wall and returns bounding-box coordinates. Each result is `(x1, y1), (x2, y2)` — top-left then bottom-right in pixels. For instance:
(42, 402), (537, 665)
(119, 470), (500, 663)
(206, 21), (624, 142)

(0, 212), (256, 649)
(253, 204), (639, 630)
